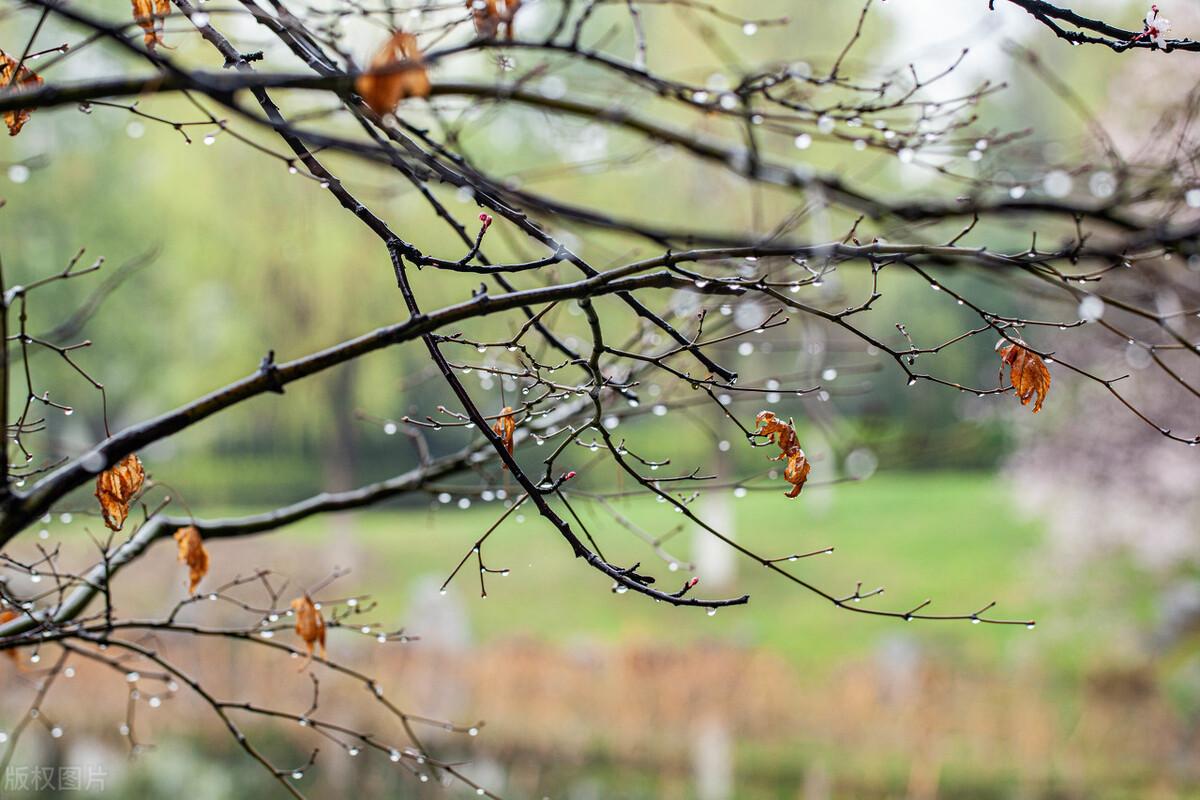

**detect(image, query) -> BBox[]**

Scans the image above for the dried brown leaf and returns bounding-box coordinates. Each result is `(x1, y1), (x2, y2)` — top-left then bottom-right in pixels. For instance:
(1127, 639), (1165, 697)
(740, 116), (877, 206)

(754, 411), (811, 499)
(754, 411), (798, 459)
(290, 594), (326, 672)
(0, 51), (44, 137)
(355, 31), (430, 117)
(0, 609), (18, 665)
(94, 453), (146, 531)
(173, 525), (210, 594)
(783, 448), (811, 498)
(467, 0), (521, 40)
(999, 341), (1051, 413)
(131, 0), (171, 50)
(491, 405), (516, 467)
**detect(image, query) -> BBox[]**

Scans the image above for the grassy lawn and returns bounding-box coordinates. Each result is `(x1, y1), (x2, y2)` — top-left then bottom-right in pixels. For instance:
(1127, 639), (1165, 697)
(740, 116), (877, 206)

(254, 471), (1058, 674)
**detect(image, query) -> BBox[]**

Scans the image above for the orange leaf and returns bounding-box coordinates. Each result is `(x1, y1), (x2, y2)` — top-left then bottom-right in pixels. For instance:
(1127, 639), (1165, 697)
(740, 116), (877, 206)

(467, 0), (521, 40)
(0, 608), (18, 665)
(783, 448), (811, 498)
(998, 341), (1051, 413)
(491, 406), (516, 467)
(754, 411), (811, 499)
(355, 31), (430, 117)
(290, 594), (326, 672)
(173, 526), (210, 594)
(94, 453), (146, 531)
(754, 411), (798, 460)
(131, 0), (171, 50)
(0, 51), (44, 137)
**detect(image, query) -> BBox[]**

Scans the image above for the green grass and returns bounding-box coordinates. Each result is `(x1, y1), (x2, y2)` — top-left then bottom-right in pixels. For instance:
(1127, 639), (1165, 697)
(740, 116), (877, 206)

(257, 471), (1054, 673)
(31, 470), (1134, 677)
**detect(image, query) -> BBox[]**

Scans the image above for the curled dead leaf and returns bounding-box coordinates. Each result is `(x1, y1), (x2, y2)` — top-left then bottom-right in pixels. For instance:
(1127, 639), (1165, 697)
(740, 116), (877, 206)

(467, 0), (521, 40)
(491, 406), (516, 467)
(755, 410), (800, 458)
(783, 448), (811, 498)
(0, 608), (18, 665)
(997, 340), (1051, 413)
(131, 0), (171, 50)
(355, 31), (430, 117)
(173, 526), (209, 594)
(755, 411), (811, 499)
(291, 594), (326, 672)
(1, 51), (44, 137)
(95, 453), (146, 531)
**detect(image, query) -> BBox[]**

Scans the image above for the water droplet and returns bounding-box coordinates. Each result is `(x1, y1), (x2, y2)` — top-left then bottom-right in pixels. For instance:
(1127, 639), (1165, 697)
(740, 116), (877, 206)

(1078, 294), (1105, 322)
(1043, 170), (1072, 198)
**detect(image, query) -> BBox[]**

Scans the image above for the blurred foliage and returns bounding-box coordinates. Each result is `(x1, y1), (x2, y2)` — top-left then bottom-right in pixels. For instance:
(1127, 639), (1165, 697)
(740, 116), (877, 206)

(0, 2), (1148, 504)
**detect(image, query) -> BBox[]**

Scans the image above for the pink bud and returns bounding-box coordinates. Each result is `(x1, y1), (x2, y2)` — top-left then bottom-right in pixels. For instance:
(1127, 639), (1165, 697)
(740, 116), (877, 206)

(686, 577), (699, 588)
(564, 470), (577, 481)
(479, 213), (493, 229)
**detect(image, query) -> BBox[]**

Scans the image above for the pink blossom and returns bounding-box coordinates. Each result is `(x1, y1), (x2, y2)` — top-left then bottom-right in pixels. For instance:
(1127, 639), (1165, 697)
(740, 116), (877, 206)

(1145, 5), (1172, 50)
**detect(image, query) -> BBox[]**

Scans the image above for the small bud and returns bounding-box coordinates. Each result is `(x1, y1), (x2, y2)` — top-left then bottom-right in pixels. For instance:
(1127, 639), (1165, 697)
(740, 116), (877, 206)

(564, 470), (577, 481)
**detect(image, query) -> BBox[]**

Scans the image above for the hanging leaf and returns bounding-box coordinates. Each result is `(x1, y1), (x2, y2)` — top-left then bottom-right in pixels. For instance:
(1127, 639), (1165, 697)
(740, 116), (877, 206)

(0, 51), (44, 137)
(997, 340), (1051, 413)
(467, 0), (521, 40)
(131, 0), (171, 50)
(173, 526), (210, 594)
(491, 406), (516, 467)
(754, 411), (799, 455)
(0, 609), (18, 664)
(754, 411), (811, 499)
(355, 31), (430, 116)
(290, 594), (326, 671)
(95, 453), (146, 531)
(783, 448), (811, 498)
